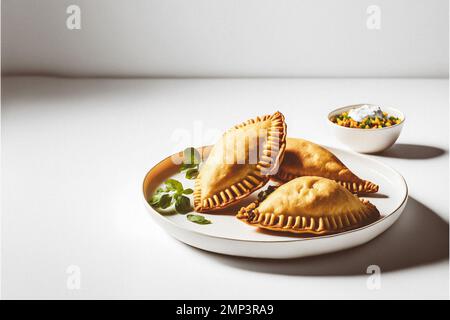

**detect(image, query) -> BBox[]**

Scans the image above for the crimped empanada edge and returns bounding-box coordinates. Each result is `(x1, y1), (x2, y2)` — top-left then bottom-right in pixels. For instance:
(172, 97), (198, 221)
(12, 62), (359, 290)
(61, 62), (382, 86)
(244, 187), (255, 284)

(194, 111), (287, 212)
(194, 175), (268, 212)
(236, 198), (380, 235)
(273, 169), (379, 194)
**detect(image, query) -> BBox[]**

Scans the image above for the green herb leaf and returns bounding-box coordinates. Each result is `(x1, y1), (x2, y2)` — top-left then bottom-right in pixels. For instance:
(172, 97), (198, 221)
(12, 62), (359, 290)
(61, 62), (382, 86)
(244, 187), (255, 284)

(183, 147), (200, 165)
(182, 188), (194, 195)
(180, 163), (197, 172)
(149, 193), (162, 207)
(164, 179), (183, 193)
(175, 196), (192, 214)
(185, 168), (199, 180)
(159, 194), (173, 209)
(187, 214), (212, 225)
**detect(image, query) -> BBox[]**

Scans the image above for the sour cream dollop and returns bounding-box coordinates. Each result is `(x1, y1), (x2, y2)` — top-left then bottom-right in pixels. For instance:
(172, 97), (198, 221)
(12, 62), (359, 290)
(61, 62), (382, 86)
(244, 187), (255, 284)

(348, 105), (384, 122)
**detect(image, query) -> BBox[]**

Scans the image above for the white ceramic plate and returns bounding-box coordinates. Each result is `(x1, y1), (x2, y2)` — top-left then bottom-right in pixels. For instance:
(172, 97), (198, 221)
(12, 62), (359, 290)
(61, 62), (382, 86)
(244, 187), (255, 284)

(143, 146), (408, 259)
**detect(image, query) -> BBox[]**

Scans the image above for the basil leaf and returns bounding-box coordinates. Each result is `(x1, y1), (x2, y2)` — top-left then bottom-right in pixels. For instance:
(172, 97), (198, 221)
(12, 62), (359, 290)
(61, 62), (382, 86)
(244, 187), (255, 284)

(187, 214), (212, 225)
(149, 193), (162, 207)
(185, 168), (199, 180)
(159, 194), (172, 209)
(182, 188), (193, 195)
(155, 187), (164, 194)
(183, 147), (200, 165)
(180, 163), (197, 172)
(175, 196), (192, 214)
(165, 179), (183, 193)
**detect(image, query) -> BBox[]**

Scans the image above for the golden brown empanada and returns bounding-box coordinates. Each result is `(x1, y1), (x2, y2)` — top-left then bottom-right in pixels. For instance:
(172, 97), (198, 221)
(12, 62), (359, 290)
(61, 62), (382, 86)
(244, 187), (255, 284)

(274, 138), (378, 194)
(194, 112), (287, 212)
(237, 176), (380, 235)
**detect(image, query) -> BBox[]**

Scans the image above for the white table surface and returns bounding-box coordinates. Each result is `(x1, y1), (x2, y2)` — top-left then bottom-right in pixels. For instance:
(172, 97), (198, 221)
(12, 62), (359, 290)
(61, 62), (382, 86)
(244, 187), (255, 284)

(1, 76), (448, 299)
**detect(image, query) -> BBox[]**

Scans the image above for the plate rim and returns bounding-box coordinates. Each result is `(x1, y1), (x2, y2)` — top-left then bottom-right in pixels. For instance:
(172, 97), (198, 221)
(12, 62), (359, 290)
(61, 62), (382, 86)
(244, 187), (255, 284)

(142, 145), (409, 243)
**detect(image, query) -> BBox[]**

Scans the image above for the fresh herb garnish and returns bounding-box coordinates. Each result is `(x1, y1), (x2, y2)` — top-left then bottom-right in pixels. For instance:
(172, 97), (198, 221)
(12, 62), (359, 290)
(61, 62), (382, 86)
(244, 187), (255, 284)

(149, 192), (162, 206)
(180, 147), (201, 179)
(175, 195), (192, 214)
(159, 193), (173, 209)
(149, 179), (193, 214)
(185, 168), (199, 180)
(149, 148), (211, 224)
(164, 179), (183, 193)
(257, 185), (277, 202)
(187, 214), (212, 225)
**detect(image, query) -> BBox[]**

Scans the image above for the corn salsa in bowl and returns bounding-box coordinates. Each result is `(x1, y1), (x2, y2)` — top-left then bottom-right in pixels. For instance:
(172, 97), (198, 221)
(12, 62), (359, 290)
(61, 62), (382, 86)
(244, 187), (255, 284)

(331, 105), (402, 129)
(327, 104), (405, 153)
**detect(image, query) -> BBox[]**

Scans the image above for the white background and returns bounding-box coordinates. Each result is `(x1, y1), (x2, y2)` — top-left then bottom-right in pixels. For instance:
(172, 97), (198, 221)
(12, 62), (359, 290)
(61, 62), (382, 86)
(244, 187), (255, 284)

(2, 77), (448, 299)
(1, 0), (449, 300)
(1, 0), (449, 77)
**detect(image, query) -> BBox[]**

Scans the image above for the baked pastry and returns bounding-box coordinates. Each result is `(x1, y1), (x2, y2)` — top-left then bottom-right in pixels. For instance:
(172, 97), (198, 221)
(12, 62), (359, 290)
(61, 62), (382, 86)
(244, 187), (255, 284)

(237, 176), (380, 235)
(194, 112), (287, 212)
(274, 138), (378, 193)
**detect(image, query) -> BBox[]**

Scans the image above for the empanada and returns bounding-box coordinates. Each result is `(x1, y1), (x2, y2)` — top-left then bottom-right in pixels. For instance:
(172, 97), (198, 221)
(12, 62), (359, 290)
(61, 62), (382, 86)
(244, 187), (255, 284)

(274, 138), (378, 193)
(194, 112), (287, 212)
(237, 176), (380, 235)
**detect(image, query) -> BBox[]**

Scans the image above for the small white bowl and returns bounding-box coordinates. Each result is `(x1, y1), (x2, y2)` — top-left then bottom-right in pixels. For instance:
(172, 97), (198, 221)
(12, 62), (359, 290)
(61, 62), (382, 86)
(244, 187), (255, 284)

(328, 104), (405, 154)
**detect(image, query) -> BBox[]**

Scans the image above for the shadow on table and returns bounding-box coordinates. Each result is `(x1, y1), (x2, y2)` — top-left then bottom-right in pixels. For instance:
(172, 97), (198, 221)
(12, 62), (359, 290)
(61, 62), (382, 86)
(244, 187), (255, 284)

(189, 197), (448, 276)
(375, 144), (446, 160)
